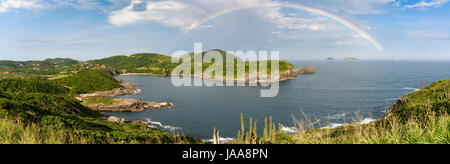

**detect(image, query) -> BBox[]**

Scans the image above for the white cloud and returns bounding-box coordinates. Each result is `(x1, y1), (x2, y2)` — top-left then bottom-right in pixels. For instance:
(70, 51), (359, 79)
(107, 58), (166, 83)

(199, 24), (214, 29)
(108, 0), (339, 33)
(256, 7), (336, 31)
(0, 0), (43, 13)
(50, 0), (101, 10)
(108, 0), (202, 31)
(0, 0), (105, 13)
(312, 0), (395, 15)
(404, 0), (450, 8)
(409, 30), (450, 39)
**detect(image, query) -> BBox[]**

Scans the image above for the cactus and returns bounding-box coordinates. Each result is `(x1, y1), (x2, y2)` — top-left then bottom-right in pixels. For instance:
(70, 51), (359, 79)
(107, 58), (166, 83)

(240, 113), (245, 141)
(212, 128), (220, 144)
(263, 117), (268, 142)
(236, 113), (278, 144)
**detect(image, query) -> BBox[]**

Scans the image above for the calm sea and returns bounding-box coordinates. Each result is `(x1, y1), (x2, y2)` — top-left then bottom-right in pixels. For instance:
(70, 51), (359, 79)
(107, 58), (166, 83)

(110, 60), (450, 140)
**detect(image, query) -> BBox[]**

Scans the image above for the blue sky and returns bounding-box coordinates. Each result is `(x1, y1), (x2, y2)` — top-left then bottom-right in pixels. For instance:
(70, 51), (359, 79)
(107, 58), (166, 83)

(0, 0), (449, 61)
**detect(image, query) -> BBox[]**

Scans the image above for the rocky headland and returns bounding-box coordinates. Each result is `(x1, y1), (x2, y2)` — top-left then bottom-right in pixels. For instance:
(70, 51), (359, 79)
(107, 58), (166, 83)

(167, 67), (317, 84)
(77, 80), (173, 113)
(86, 99), (172, 112)
(76, 81), (139, 98)
(342, 57), (360, 61)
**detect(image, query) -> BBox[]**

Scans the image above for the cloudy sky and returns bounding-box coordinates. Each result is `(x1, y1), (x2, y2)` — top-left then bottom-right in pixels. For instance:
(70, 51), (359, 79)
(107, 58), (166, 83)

(0, 0), (449, 61)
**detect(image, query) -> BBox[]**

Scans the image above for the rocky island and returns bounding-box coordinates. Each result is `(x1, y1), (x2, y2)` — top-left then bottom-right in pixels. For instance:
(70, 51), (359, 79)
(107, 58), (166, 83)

(342, 57), (360, 61)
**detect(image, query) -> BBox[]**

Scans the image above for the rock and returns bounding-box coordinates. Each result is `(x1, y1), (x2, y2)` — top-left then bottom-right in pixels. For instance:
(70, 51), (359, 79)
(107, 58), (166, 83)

(103, 116), (151, 126)
(105, 116), (129, 123)
(77, 81), (139, 99)
(342, 57), (360, 61)
(131, 120), (151, 126)
(87, 99), (173, 112)
(297, 67), (316, 74)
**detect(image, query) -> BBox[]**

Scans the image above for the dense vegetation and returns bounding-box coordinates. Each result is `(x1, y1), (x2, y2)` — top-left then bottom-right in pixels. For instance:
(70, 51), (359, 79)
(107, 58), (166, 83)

(232, 80), (449, 144)
(86, 50), (295, 76)
(56, 70), (121, 94)
(86, 53), (178, 75)
(0, 50), (297, 80)
(178, 50), (294, 76)
(0, 58), (80, 75)
(0, 75), (198, 144)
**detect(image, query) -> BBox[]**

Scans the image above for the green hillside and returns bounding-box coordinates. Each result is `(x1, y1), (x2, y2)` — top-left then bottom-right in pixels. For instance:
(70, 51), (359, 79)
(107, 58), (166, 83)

(0, 76), (198, 144)
(86, 50), (295, 77)
(86, 53), (178, 75)
(0, 58), (80, 75)
(0, 50), (298, 79)
(56, 70), (122, 94)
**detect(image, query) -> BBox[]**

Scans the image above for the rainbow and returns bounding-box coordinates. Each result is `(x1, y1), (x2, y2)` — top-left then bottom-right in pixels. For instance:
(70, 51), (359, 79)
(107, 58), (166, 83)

(180, 2), (384, 51)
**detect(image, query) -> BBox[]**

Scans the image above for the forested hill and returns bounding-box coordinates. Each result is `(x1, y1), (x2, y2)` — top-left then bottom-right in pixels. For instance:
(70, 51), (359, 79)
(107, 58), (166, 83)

(0, 50), (297, 77)
(85, 53), (177, 75)
(0, 71), (198, 144)
(85, 50), (295, 75)
(0, 58), (80, 75)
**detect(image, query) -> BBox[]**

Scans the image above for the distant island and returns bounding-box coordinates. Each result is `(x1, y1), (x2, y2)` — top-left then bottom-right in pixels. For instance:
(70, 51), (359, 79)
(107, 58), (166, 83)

(326, 57), (336, 61)
(342, 57), (360, 61)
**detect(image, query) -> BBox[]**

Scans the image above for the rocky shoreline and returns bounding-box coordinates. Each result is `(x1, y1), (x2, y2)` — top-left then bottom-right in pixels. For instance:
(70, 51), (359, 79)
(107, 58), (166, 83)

(118, 67), (316, 84)
(76, 81), (140, 98)
(77, 81), (173, 112)
(101, 67), (314, 128)
(101, 116), (151, 126)
(76, 80), (174, 126)
(86, 99), (172, 112)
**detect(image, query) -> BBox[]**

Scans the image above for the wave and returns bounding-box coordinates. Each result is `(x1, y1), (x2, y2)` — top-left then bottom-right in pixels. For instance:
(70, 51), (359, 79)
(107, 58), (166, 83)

(281, 126), (298, 134)
(144, 118), (182, 131)
(403, 87), (419, 91)
(324, 113), (346, 119)
(385, 98), (398, 101)
(320, 118), (378, 129)
(134, 89), (142, 94)
(359, 118), (377, 124)
(202, 137), (235, 143)
(320, 123), (345, 129)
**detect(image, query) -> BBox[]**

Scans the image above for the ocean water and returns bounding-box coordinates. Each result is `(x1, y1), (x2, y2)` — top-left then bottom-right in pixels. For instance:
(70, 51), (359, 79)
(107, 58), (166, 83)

(110, 60), (450, 140)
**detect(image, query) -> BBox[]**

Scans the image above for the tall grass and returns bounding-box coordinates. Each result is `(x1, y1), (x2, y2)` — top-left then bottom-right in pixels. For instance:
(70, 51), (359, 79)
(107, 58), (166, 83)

(233, 113), (280, 144)
(226, 112), (448, 144)
(0, 117), (198, 144)
(285, 113), (449, 144)
(0, 117), (90, 144)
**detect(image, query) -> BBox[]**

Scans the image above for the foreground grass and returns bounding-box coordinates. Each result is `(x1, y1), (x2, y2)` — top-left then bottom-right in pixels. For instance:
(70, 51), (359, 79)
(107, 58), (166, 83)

(275, 114), (449, 144)
(0, 117), (88, 144)
(0, 116), (199, 144)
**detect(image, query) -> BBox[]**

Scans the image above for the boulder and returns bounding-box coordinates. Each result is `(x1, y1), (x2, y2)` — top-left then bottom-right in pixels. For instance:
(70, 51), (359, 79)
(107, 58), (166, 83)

(298, 67), (316, 74)
(106, 116), (129, 123)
